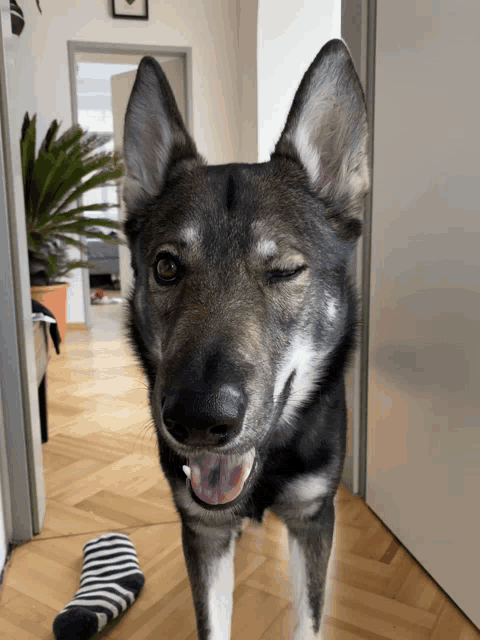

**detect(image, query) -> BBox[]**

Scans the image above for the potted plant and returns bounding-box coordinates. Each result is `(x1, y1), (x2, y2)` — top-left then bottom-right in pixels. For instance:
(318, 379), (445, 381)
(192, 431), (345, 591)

(21, 113), (123, 340)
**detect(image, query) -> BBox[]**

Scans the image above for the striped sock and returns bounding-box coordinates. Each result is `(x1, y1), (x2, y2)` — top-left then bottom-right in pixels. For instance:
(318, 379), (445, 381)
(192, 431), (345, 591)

(53, 533), (145, 640)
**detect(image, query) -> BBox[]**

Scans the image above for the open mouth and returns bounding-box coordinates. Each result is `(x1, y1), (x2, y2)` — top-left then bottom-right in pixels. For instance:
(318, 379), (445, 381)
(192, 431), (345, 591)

(182, 448), (256, 506)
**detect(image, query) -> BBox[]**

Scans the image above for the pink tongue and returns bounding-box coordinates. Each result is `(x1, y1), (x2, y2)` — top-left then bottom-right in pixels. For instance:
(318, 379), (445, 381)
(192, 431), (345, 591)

(189, 454), (245, 505)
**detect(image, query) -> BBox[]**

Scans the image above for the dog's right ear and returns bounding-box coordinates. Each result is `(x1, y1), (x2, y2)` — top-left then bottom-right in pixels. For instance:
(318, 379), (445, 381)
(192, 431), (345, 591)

(123, 57), (201, 210)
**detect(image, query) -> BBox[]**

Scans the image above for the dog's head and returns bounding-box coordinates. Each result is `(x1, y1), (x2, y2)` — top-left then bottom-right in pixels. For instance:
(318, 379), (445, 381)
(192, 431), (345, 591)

(122, 39), (369, 510)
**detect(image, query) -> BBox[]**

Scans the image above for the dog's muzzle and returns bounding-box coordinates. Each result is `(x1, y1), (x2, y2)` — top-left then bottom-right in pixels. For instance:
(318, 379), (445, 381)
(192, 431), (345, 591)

(161, 384), (256, 506)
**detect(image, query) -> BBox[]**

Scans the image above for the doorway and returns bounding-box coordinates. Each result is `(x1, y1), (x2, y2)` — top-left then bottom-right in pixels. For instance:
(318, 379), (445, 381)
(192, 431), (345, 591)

(67, 42), (192, 329)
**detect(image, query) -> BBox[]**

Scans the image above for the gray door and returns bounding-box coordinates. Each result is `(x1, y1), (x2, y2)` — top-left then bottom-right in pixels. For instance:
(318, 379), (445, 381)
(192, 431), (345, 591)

(366, 1), (480, 626)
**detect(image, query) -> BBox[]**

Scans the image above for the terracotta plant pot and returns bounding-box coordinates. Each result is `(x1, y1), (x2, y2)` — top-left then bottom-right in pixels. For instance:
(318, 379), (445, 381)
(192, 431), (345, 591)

(31, 283), (69, 341)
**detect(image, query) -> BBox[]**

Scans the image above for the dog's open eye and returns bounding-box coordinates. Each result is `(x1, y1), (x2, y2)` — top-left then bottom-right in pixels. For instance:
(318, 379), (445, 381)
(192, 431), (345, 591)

(266, 266), (306, 284)
(154, 253), (182, 285)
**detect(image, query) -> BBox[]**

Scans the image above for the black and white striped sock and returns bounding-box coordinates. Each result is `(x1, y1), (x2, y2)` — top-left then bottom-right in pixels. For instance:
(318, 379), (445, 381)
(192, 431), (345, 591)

(53, 532), (145, 640)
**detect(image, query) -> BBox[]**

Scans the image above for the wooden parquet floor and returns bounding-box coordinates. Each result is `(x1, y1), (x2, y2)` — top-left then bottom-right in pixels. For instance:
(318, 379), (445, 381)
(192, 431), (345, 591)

(0, 302), (478, 639)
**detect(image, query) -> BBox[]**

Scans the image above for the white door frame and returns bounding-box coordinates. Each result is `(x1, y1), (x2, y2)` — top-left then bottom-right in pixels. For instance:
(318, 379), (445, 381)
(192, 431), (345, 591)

(0, 0), (46, 543)
(67, 41), (193, 329)
(340, 0), (377, 495)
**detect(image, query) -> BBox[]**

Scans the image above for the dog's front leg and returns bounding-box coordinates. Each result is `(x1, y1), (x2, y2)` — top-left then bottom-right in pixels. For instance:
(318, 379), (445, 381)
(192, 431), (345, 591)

(181, 519), (239, 640)
(286, 498), (335, 640)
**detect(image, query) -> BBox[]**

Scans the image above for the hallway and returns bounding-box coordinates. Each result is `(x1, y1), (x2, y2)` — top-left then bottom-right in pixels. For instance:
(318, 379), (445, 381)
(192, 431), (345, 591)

(0, 303), (477, 639)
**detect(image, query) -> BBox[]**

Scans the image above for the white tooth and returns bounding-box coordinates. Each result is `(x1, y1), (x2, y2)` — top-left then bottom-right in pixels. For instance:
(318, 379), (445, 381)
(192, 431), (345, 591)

(244, 449), (255, 478)
(243, 449), (253, 467)
(182, 465), (191, 479)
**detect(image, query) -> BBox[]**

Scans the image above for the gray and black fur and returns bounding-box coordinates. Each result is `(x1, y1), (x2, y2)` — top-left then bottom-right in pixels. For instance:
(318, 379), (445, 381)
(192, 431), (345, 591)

(122, 39), (369, 639)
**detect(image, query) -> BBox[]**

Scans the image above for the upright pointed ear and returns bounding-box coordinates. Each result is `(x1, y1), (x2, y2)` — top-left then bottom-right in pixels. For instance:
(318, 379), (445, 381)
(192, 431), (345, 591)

(122, 57), (202, 211)
(274, 39), (369, 233)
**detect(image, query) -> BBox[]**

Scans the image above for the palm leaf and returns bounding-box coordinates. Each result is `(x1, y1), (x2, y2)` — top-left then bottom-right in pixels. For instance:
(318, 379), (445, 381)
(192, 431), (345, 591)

(21, 114), (37, 217)
(43, 203), (119, 225)
(40, 157), (119, 221)
(49, 220), (120, 238)
(32, 151), (66, 219)
(20, 113), (124, 284)
(34, 148), (113, 220)
(51, 235), (86, 251)
(65, 229), (121, 243)
(52, 168), (122, 217)
(38, 119), (61, 154)
(21, 112), (32, 142)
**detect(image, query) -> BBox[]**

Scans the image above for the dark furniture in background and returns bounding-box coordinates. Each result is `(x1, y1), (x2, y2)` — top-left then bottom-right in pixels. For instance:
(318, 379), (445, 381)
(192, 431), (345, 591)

(86, 239), (120, 289)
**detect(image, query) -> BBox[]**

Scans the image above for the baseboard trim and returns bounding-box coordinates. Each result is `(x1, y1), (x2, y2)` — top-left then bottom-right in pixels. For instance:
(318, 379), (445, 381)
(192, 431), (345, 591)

(66, 322), (88, 333)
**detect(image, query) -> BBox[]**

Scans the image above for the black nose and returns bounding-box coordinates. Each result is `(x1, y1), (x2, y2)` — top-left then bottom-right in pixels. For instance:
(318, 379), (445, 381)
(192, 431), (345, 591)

(162, 384), (247, 447)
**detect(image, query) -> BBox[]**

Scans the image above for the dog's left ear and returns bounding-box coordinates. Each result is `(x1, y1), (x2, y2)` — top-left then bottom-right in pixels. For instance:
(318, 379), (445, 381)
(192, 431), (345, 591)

(122, 57), (202, 211)
(274, 39), (369, 234)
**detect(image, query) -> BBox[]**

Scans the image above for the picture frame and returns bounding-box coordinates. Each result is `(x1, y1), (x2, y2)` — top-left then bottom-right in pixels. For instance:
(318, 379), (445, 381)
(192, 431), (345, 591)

(112, 0), (149, 21)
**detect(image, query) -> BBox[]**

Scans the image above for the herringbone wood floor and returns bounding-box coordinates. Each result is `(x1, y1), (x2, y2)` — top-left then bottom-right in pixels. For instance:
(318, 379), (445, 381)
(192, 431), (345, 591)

(0, 302), (478, 639)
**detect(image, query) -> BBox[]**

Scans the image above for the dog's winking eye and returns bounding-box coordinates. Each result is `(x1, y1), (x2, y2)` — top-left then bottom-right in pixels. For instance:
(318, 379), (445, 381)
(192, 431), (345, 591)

(154, 252), (181, 285)
(266, 266), (306, 284)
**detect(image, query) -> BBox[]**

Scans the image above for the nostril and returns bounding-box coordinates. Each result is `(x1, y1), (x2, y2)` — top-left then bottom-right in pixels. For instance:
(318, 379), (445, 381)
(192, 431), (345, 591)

(209, 424), (230, 438)
(164, 419), (189, 443)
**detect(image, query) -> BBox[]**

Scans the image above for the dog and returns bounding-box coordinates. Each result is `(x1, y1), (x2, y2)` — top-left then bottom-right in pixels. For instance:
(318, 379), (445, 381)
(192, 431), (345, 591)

(121, 38), (369, 639)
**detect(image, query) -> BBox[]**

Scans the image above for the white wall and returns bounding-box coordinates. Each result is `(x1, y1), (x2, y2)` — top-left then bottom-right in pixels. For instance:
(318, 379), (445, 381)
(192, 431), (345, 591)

(9, 0), (245, 324)
(236, 0), (258, 162)
(257, 0), (341, 162)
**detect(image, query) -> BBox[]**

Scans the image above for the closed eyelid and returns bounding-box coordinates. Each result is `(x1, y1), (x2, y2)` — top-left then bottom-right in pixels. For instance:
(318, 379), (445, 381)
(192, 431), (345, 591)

(264, 252), (307, 269)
